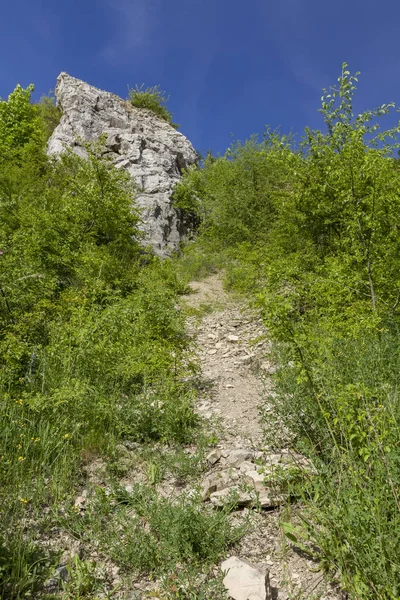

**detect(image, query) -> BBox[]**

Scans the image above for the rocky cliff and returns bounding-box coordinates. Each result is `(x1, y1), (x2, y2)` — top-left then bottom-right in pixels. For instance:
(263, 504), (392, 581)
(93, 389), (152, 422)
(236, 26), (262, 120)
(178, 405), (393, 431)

(48, 72), (197, 256)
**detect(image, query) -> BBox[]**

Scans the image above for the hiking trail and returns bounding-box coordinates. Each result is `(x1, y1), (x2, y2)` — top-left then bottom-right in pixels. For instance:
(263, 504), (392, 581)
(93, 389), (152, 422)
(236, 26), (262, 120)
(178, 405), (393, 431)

(184, 273), (343, 600)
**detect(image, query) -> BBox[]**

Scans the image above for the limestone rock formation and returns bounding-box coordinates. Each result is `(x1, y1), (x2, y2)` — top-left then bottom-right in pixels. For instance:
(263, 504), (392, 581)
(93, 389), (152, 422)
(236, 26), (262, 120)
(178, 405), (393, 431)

(48, 72), (197, 256)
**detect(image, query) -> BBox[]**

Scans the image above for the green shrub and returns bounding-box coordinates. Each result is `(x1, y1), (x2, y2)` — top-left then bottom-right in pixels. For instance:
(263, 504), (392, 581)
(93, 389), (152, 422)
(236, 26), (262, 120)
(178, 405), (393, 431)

(128, 84), (178, 128)
(36, 92), (62, 139)
(98, 485), (243, 573)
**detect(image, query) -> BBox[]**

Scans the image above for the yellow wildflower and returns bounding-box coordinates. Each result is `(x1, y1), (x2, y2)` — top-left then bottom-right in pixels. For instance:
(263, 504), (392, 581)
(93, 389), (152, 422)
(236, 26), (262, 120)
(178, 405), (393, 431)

(19, 497), (28, 504)
(18, 456), (25, 461)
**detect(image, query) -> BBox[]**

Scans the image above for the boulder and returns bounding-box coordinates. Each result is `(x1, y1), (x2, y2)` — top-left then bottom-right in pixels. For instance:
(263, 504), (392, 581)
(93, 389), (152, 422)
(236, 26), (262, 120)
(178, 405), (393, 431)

(48, 73), (197, 256)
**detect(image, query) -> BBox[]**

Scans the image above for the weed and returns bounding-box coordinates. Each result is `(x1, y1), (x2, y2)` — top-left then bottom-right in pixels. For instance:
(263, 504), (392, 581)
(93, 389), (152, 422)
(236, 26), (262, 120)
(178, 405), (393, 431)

(128, 85), (178, 128)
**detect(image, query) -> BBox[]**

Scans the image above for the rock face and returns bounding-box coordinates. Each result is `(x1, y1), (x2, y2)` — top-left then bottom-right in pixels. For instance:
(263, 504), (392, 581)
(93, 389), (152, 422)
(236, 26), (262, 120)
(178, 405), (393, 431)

(48, 72), (197, 256)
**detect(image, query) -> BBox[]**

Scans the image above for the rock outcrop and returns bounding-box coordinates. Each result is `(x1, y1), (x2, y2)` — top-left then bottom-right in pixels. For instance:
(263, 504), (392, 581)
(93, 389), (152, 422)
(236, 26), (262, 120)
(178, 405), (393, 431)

(48, 72), (197, 256)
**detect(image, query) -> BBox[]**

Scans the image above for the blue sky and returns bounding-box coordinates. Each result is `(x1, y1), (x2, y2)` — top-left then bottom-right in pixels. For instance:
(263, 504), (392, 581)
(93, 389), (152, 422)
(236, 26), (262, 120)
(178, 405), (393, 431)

(1, 0), (400, 155)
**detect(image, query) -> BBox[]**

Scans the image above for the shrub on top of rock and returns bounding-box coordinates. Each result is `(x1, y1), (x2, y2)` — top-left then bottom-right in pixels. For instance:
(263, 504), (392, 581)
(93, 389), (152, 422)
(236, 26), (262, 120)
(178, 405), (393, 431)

(128, 84), (179, 129)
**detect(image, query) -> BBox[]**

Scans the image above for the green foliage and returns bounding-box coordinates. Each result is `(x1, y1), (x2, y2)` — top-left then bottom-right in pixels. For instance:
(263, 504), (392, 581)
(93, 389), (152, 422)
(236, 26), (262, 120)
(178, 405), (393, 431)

(54, 480), (242, 599)
(36, 92), (62, 139)
(174, 134), (293, 248)
(180, 64), (400, 598)
(128, 84), (178, 128)
(171, 165), (204, 230)
(0, 85), (199, 597)
(65, 484), (242, 574)
(62, 556), (98, 599)
(0, 84), (41, 156)
(0, 530), (52, 600)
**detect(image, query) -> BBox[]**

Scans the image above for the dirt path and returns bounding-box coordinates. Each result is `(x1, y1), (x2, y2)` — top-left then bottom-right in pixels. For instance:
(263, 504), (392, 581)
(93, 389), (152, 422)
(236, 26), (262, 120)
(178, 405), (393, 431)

(184, 274), (343, 600)
(185, 274), (268, 448)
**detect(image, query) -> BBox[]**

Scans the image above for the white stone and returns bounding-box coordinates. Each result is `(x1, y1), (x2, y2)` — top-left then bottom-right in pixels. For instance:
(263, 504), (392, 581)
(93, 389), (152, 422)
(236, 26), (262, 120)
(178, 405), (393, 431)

(201, 470), (231, 500)
(206, 449), (222, 466)
(226, 449), (253, 467)
(239, 461), (257, 473)
(221, 556), (270, 600)
(227, 334), (239, 343)
(237, 355), (253, 365)
(74, 495), (86, 510)
(210, 487), (252, 507)
(257, 491), (287, 509)
(245, 470), (265, 486)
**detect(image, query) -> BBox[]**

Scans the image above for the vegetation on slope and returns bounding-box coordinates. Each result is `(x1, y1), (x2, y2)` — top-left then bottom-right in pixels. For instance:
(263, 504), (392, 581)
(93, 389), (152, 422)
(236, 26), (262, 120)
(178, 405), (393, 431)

(176, 64), (400, 599)
(0, 83), (234, 599)
(3, 64), (400, 599)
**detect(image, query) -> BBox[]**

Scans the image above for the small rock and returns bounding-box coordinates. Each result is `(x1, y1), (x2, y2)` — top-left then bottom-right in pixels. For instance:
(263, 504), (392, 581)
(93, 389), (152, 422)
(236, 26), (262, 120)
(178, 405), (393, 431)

(257, 491), (287, 509)
(123, 440), (140, 451)
(208, 349), (218, 355)
(227, 334), (239, 343)
(211, 485), (286, 510)
(226, 449), (253, 467)
(239, 461), (257, 473)
(260, 362), (276, 374)
(43, 578), (59, 593)
(231, 319), (242, 327)
(201, 471), (231, 500)
(237, 354), (253, 365)
(221, 556), (271, 600)
(206, 449), (222, 466)
(115, 443), (132, 456)
(245, 470), (265, 486)
(74, 495), (87, 510)
(210, 486), (252, 507)
(55, 565), (70, 583)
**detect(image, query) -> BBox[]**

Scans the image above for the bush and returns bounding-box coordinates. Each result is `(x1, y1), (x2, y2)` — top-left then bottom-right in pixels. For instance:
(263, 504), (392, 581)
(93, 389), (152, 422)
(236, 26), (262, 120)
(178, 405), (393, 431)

(36, 92), (62, 139)
(85, 485), (242, 573)
(128, 84), (178, 128)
